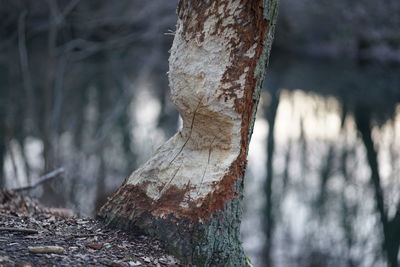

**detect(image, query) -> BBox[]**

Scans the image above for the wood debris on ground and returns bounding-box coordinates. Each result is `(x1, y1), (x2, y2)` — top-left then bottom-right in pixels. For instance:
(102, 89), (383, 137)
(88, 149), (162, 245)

(28, 246), (64, 254)
(0, 190), (181, 267)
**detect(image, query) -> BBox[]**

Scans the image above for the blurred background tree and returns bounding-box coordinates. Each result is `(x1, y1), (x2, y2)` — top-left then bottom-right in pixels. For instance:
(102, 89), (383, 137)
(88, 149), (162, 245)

(0, 0), (178, 211)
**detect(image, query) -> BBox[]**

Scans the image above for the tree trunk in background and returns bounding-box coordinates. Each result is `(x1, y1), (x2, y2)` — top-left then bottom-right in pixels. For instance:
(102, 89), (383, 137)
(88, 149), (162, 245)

(355, 107), (400, 267)
(0, 102), (5, 188)
(99, 1), (279, 266)
(0, 71), (8, 188)
(264, 88), (279, 267)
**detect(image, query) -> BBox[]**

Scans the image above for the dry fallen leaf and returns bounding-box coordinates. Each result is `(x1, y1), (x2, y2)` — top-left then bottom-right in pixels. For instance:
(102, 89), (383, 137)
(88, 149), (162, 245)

(19, 262), (33, 267)
(85, 243), (103, 250)
(142, 256), (151, 263)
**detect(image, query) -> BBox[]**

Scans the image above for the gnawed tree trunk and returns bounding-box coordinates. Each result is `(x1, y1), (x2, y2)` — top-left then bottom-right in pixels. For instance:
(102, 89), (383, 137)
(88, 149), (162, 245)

(99, 0), (279, 266)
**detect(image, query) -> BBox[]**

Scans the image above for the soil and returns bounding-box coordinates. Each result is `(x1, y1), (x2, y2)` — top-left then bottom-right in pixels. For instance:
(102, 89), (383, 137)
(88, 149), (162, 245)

(0, 191), (181, 267)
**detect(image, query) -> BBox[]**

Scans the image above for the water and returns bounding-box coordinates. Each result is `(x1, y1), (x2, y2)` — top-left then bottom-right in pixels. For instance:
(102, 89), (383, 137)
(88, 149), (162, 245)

(242, 53), (400, 267)
(1, 47), (399, 266)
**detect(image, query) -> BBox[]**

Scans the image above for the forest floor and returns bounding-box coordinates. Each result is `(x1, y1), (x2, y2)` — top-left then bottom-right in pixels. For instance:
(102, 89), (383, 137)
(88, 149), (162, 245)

(0, 191), (181, 267)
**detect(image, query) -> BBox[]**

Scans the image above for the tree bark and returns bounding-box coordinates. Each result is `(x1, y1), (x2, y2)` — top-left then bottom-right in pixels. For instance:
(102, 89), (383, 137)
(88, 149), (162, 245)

(99, 0), (279, 266)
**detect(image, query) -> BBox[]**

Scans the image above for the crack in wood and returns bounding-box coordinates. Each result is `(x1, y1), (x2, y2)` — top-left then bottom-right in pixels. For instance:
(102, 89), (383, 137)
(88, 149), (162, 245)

(197, 137), (215, 197)
(156, 163), (183, 201)
(168, 97), (204, 167)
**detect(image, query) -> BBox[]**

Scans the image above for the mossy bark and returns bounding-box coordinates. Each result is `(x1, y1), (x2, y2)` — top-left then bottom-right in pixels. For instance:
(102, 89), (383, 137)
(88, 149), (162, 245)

(99, 0), (279, 266)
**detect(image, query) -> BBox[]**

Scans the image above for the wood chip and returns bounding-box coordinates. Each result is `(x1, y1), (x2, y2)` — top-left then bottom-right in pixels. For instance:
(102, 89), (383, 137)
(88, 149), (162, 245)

(85, 243), (102, 250)
(20, 262), (33, 267)
(28, 246), (64, 254)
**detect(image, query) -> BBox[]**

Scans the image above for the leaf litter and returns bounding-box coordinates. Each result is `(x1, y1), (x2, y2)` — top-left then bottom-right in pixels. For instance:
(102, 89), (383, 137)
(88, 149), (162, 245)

(0, 191), (181, 267)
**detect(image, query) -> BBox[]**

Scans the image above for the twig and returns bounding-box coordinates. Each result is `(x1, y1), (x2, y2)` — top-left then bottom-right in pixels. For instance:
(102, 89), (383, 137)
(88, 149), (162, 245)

(0, 227), (38, 235)
(12, 168), (65, 192)
(60, 0), (81, 22)
(66, 233), (107, 240)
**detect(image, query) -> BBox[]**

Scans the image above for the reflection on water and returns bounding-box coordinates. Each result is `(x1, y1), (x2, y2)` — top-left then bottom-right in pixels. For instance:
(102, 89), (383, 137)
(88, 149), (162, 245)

(1, 43), (400, 266)
(242, 53), (400, 267)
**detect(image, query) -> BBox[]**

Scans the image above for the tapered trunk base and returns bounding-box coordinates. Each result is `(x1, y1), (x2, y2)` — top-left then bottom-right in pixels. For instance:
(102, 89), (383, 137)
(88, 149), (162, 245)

(98, 179), (247, 267)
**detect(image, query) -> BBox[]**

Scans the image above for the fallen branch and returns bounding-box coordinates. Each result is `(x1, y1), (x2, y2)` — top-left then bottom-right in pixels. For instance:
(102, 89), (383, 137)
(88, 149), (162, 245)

(0, 227), (38, 235)
(12, 168), (65, 192)
(28, 246), (64, 254)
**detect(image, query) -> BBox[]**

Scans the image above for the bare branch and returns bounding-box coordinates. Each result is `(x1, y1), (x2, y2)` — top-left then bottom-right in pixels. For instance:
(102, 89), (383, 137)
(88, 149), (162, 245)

(60, 0), (81, 22)
(12, 168), (65, 192)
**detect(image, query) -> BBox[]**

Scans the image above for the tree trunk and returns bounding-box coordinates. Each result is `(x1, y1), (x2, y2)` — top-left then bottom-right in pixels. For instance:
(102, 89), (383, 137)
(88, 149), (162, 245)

(99, 0), (279, 266)
(264, 88), (279, 267)
(355, 106), (400, 267)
